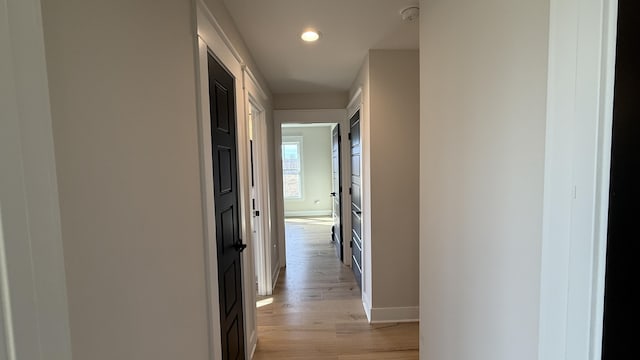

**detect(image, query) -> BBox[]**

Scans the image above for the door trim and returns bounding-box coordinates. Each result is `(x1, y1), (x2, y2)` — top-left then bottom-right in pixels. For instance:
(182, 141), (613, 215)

(245, 86), (275, 296)
(0, 0), (73, 358)
(538, 0), (617, 359)
(194, 1), (258, 358)
(346, 89), (363, 271)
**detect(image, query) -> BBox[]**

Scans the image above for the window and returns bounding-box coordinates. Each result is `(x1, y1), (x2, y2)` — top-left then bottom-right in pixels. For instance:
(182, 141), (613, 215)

(282, 138), (302, 199)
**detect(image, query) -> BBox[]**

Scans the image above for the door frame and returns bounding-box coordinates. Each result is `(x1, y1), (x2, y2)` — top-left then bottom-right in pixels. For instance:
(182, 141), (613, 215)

(194, 1), (258, 358)
(346, 88), (363, 273)
(245, 85), (274, 296)
(331, 123), (344, 261)
(538, 0), (617, 359)
(0, 0), (73, 358)
(274, 109), (351, 269)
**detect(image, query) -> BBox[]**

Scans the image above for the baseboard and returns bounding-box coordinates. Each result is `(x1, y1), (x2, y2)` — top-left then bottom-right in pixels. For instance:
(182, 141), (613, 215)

(248, 329), (257, 359)
(362, 295), (372, 322)
(369, 306), (419, 323)
(271, 262), (281, 291)
(284, 210), (332, 217)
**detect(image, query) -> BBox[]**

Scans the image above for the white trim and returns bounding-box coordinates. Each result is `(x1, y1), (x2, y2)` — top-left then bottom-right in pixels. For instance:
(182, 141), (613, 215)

(362, 296), (372, 323)
(195, 1), (259, 357)
(194, 37), (223, 360)
(538, 0), (617, 359)
(346, 90), (369, 309)
(271, 262), (281, 292)
(284, 210), (333, 217)
(245, 85), (273, 296)
(590, 2), (618, 356)
(347, 87), (363, 118)
(346, 91), (363, 272)
(281, 136), (304, 200)
(274, 109), (349, 270)
(196, 0), (243, 65)
(0, 208), (14, 360)
(244, 65), (269, 103)
(0, 0), (72, 358)
(369, 307), (419, 324)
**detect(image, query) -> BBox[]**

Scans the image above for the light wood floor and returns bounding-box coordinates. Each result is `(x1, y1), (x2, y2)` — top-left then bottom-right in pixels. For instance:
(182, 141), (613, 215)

(252, 217), (418, 360)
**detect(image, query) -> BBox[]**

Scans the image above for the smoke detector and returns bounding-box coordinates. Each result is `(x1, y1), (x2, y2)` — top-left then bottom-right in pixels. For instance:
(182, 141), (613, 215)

(400, 6), (420, 22)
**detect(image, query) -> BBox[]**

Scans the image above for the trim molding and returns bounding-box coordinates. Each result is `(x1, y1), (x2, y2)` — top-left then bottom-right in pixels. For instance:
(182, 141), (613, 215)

(0, 0), (73, 358)
(196, 0), (243, 65)
(284, 210), (332, 217)
(271, 262), (281, 291)
(347, 87), (363, 118)
(362, 296), (372, 323)
(370, 307), (419, 324)
(538, 0), (617, 359)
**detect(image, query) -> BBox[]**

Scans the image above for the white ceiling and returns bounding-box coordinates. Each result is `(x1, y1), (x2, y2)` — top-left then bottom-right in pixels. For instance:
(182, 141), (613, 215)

(223, 0), (419, 94)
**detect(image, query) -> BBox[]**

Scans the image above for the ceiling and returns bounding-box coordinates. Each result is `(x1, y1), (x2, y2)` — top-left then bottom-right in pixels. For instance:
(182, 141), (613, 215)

(223, 0), (419, 94)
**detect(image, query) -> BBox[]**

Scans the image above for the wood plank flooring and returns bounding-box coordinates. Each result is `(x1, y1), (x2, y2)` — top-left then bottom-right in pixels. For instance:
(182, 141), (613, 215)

(252, 217), (418, 359)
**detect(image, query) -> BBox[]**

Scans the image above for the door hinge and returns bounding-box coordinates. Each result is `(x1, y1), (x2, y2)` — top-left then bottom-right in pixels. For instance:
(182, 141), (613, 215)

(349, 187), (352, 195)
(350, 240), (353, 248)
(348, 132), (351, 140)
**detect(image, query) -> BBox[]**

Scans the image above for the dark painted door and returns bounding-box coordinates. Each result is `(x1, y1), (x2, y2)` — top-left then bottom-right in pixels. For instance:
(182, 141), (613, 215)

(602, 1), (639, 358)
(350, 111), (362, 290)
(208, 52), (246, 360)
(331, 124), (343, 261)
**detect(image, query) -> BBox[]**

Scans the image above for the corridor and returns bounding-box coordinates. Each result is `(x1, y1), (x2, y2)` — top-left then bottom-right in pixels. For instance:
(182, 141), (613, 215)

(253, 218), (418, 359)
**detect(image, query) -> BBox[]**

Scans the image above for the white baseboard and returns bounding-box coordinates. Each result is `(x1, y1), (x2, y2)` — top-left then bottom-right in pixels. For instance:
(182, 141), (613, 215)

(369, 306), (419, 323)
(362, 296), (372, 322)
(271, 262), (281, 291)
(284, 210), (332, 217)
(247, 329), (257, 359)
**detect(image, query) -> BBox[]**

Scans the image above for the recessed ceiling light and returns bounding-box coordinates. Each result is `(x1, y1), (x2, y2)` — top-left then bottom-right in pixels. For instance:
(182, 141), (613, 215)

(301, 30), (320, 42)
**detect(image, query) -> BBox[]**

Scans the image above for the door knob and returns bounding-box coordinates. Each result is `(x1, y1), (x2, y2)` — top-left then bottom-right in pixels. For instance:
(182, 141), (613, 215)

(330, 192), (336, 197)
(233, 242), (247, 252)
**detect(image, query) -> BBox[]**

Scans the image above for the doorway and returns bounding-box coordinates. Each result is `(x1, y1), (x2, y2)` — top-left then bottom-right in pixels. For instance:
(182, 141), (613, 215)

(281, 124), (334, 219)
(248, 102), (275, 297)
(207, 51), (246, 360)
(274, 109), (352, 272)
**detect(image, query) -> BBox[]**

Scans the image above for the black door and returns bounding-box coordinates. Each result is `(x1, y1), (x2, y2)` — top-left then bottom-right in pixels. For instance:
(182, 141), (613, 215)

(350, 111), (362, 290)
(601, 1), (639, 358)
(331, 124), (343, 261)
(208, 52), (246, 360)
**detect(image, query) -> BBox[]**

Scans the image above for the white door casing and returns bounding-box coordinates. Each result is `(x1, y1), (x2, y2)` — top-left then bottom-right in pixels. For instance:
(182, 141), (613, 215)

(245, 81), (274, 296)
(0, 0), (73, 358)
(538, 0), (618, 359)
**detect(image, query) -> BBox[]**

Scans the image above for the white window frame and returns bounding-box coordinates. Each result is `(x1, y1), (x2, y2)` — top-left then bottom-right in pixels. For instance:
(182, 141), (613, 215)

(281, 136), (304, 200)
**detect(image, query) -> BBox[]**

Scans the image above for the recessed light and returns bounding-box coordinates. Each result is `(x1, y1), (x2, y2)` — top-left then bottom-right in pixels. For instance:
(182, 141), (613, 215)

(301, 30), (320, 42)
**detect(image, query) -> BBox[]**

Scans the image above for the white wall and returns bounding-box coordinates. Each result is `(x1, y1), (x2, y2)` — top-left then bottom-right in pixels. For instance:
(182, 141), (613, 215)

(42, 1), (208, 358)
(369, 50), (420, 311)
(419, 1), (549, 359)
(282, 126), (333, 216)
(274, 92), (348, 110)
(40, 0), (273, 358)
(349, 50), (420, 321)
(0, 0), (72, 358)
